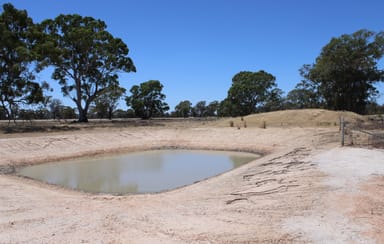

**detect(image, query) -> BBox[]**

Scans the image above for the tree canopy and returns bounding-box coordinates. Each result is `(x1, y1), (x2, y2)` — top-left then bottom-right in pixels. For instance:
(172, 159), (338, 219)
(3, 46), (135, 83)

(286, 71), (323, 109)
(223, 70), (279, 116)
(38, 14), (136, 122)
(192, 100), (220, 117)
(92, 85), (126, 120)
(0, 3), (48, 121)
(302, 29), (384, 114)
(126, 80), (169, 119)
(174, 100), (192, 118)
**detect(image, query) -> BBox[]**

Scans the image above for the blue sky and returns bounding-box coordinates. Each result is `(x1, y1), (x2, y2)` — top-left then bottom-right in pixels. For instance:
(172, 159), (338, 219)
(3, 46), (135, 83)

(2, 0), (384, 109)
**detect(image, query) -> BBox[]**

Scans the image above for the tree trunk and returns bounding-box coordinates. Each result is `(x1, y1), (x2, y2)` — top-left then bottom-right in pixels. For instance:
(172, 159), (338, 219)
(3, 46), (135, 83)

(108, 106), (113, 120)
(1, 102), (11, 124)
(77, 107), (88, 122)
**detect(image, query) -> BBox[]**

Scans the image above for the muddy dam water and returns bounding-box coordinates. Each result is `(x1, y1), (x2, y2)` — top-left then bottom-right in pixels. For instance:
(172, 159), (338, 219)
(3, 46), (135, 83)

(18, 150), (259, 194)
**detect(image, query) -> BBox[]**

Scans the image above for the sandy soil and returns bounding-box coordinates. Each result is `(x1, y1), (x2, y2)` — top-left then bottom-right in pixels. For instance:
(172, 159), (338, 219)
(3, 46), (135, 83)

(0, 124), (383, 243)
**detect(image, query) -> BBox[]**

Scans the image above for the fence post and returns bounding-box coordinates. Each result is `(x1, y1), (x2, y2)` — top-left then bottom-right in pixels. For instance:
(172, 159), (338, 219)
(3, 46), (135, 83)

(341, 116), (345, 146)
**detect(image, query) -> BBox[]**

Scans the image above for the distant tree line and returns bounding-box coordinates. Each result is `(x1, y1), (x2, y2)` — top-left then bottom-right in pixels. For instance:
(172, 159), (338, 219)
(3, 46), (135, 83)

(123, 29), (384, 118)
(1, 3), (384, 122)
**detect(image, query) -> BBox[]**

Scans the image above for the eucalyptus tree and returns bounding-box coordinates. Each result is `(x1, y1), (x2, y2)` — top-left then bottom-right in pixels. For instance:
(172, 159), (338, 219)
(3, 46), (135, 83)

(93, 85), (126, 119)
(126, 80), (169, 119)
(39, 14), (136, 122)
(286, 76), (322, 109)
(302, 29), (384, 114)
(192, 101), (207, 117)
(206, 100), (220, 116)
(224, 70), (278, 116)
(174, 100), (192, 118)
(192, 100), (220, 117)
(0, 3), (48, 122)
(261, 87), (284, 112)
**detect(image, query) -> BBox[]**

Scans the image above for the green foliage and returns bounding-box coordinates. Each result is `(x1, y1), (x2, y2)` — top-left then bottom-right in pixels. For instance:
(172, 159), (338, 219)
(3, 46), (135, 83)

(112, 109), (134, 118)
(191, 100), (220, 117)
(218, 98), (235, 117)
(39, 14), (136, 122)
(206, 100), (220, 116)
(303, 29), (384, 114)
(126, 80), (169, 119)
(18, 107), (50, 120)
(286, 74), (323, 109)
(93, 85), (126, 119)
(223, 70), (278, 116)
(33, 107), (50, 119)
(192, 101), (207, 117)
(260, 87), (284, 112)
(174, 100), (192, 117)
(0, 3), (47, 122)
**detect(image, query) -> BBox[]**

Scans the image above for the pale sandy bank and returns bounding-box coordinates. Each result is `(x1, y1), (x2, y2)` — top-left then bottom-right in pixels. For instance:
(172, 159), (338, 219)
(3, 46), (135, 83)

(0, 125), (383, 243)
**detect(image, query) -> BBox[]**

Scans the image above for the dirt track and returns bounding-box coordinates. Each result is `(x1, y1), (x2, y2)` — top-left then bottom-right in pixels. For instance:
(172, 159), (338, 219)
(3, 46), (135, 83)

(0, 125), (383, 243)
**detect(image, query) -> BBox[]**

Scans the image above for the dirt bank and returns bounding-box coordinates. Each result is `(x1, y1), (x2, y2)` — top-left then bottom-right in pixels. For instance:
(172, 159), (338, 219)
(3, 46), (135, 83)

(0, 125), (383, 243)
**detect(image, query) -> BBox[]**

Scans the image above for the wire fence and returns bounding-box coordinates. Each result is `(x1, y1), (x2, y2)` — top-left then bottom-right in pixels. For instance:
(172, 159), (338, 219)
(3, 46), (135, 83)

(341, 115), (384, 148)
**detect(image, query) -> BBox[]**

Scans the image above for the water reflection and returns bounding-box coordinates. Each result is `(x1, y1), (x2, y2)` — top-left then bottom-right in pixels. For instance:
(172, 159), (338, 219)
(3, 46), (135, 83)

(19, 150), (259, 194)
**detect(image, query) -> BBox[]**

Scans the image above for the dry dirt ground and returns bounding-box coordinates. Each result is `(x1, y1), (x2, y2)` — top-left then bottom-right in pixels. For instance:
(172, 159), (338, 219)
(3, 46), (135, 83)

(0, 110), (383, 243)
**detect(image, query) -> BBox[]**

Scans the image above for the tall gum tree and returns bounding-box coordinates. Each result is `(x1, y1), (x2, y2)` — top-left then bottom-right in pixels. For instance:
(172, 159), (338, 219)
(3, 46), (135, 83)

(93, 85), (126, 120)
(126, 80), (169, 119)
(225, 70), (278, 116)
(303, 29), (384, 114)
(39, 14), (136, 122)
(174, 100), (192, 118)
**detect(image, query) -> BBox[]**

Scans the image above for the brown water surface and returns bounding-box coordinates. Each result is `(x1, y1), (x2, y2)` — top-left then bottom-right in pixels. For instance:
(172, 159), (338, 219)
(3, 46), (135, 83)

(18, 150), (259, 194)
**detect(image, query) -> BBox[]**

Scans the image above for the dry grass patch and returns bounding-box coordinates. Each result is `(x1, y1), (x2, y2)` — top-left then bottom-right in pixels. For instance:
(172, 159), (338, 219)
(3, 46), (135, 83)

(215, 109), (366, 128)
